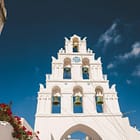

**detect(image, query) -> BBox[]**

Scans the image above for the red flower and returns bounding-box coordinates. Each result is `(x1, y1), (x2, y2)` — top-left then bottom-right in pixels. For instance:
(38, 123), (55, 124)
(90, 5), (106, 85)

(16, 134), (20, 138)
(7, 109), (12, 115)
(27, 131), (32, 136)
(0, 103), (6, 108)
(14, 116), (21, 121)
(22, 126), (26, 131)
(18, 120), (21, 125)
(0, 103), (33, 140)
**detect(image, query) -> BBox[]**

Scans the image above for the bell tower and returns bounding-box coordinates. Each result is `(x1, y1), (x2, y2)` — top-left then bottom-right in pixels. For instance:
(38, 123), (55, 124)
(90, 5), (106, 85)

(34, 35), (140, 140)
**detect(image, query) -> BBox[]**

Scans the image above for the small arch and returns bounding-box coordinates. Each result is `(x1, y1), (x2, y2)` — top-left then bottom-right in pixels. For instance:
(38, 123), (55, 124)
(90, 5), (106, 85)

(82, 58), (90, 79)
(73, 37), (79, 52)
(73, 86), (83, 113)
(73, 86), (83, 95)
(63, 58), (71, 79)
(95, 86), (104, 113)
(95, 86), (103, 94)
(64, 57), (71, 66)
(60, 124), (102, 140)
(51, 86), (61, 113)
(52, 86), (61, 95)
(82, 58), (90, 66)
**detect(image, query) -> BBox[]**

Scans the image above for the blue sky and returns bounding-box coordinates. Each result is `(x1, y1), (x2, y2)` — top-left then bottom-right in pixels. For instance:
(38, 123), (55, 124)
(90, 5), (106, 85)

(0, 0), (140, 134)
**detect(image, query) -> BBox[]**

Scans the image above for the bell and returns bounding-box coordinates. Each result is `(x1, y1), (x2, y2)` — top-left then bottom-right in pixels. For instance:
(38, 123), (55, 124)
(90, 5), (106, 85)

(73, 41), (78, 46)
(73, 46), (78, 52)
(82, 67), (88, 73)
(74, 96), (82, 106)
(64, 67), (71, 73)
(73, 41), (79, 48)
(53, 96), (60, 105)
(96, 96), (103, 104)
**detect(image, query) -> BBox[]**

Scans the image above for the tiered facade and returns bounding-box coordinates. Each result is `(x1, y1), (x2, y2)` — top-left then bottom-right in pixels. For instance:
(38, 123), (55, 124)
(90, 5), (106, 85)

(35, 35), (140, 140)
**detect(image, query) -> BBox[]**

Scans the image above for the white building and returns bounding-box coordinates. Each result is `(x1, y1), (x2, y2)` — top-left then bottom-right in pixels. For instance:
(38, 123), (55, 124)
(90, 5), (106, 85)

(0, 118), (38, 140)
(34, 35), (140, 140)
(0, 0), (6, 34)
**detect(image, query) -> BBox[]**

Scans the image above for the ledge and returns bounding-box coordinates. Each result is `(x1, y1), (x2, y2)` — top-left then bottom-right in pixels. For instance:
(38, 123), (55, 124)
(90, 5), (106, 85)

(35, 113), (122, 118)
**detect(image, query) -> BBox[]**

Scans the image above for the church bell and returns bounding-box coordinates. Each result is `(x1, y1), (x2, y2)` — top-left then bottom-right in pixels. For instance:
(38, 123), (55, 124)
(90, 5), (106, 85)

(53, 96), (60, 105)
(96, 96), (103, 104)
(82, 67), (88, 73)
(74, 96), (82, 106)
(64, 67), (71, 73)
(64, 64), (71, 73)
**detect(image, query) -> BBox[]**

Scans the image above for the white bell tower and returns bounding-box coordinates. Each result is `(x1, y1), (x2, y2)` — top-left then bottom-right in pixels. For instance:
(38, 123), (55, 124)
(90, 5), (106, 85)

(34, 35), (140, 140)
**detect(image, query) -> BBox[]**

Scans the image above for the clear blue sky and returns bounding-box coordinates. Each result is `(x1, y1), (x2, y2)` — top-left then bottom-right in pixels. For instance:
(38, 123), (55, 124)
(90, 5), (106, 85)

(0, 0), (140, 133)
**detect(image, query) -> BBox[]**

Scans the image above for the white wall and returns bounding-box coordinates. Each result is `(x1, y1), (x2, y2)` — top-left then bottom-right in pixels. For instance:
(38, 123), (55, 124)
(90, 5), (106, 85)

(0, 121), (14, 140)
(0, 120), (39, 140)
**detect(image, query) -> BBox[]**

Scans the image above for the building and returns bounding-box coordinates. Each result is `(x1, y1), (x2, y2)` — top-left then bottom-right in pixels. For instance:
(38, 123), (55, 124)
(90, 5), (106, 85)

(0, 0), (6, 34)
(0, 118), (38, 140)
(34, 35), (140, 140)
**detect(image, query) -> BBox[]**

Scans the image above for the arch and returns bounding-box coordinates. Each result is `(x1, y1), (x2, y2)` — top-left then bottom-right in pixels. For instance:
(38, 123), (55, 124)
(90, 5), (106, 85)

(73, 86), (83, 113)
(63, 58), (71, 79)
(52, 86), (61, 96)
(73, 85), (83, 95)
(60, 124), (102, 140)
(95, 86), (104, 113)
(82, 57), (90, 66)
(51, 86), (61, 113)
(82, 58), (90, 79)
(72, 37), (79, 52)
(73, 36), (79, 43)
(64, 57), (71, 66)
(95, 86), (103, 94)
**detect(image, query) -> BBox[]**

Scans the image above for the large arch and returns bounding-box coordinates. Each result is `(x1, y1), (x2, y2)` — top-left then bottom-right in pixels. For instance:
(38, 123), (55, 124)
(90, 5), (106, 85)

(60, 124), (102, 140)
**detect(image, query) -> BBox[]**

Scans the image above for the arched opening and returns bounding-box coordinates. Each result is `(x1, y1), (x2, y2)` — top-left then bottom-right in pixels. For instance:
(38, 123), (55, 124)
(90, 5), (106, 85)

(60, 124), (102, 140)
(63, 58), (71, 79)
(95, 86), (104, 113)
(52, 86), (61, 113)
(64, 131), (88, 140)
(73, 37), (79, 52)
(82, 58), (90, 79)
(73, 86), (83, 113)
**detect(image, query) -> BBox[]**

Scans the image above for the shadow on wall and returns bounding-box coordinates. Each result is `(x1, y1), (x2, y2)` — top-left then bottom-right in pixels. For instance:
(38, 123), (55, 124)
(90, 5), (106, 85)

(51, 134), (55, 140)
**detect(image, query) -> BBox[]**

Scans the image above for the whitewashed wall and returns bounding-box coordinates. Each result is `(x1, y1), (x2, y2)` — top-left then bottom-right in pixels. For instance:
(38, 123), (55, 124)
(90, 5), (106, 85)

(0, 120), (39, 140)
(0, 121), (14, 140)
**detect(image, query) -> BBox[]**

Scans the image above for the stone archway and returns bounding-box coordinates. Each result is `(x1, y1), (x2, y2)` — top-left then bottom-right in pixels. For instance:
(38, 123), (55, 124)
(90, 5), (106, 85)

(60, 124), (102, 140)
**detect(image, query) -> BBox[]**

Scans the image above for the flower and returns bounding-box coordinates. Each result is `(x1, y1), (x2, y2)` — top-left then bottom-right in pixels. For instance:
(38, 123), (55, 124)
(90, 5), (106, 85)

(27, 131), (32, 136)
(14, 116), (21, 121)
(0, 103), (33, 140)
(22, 126), (26, 131)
